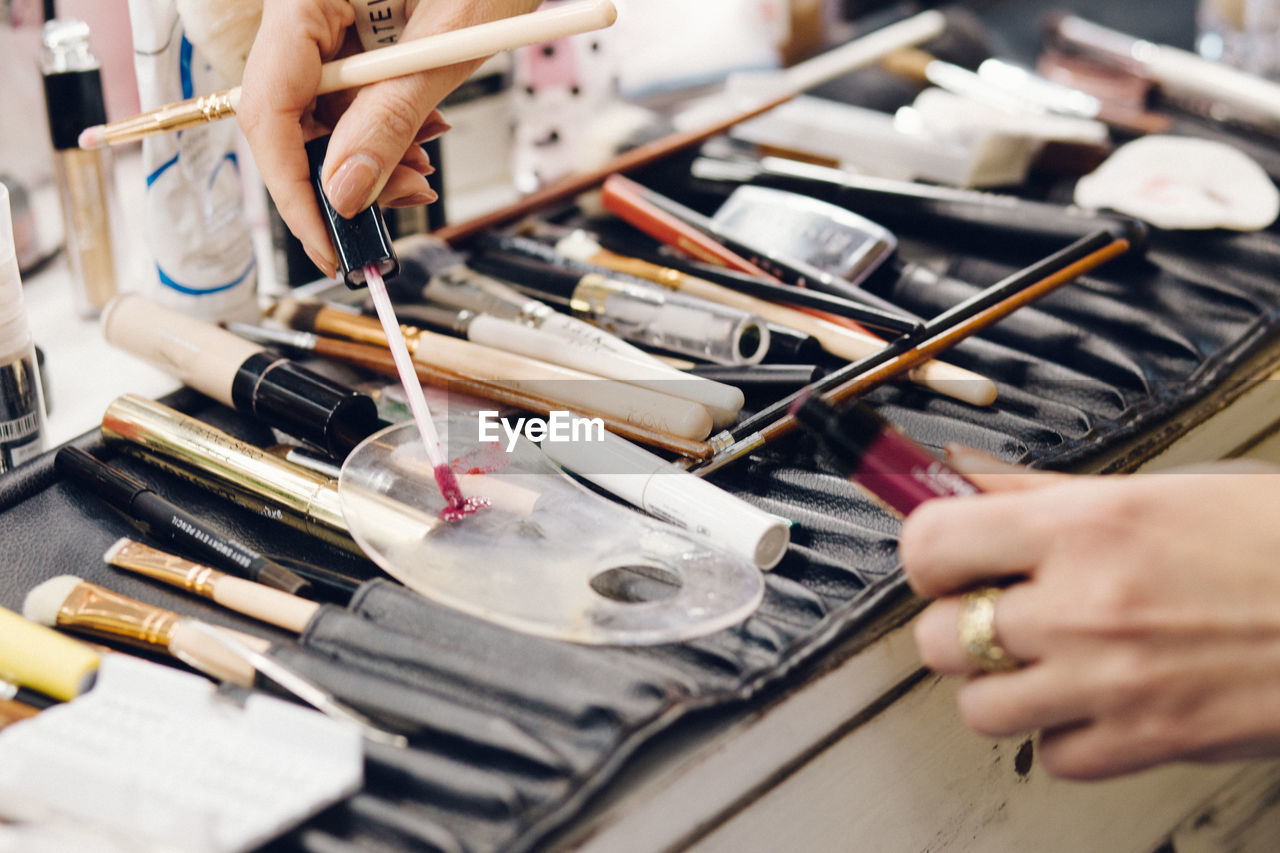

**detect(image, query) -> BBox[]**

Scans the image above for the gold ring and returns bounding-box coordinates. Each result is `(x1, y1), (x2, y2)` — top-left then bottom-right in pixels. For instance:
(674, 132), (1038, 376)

(958, 586), (1020, 672)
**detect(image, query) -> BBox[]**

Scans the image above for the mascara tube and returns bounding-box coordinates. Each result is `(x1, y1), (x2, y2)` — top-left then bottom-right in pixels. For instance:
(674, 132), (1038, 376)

(41, 18), (118, 317)
(793, 395), (979, 515)
(471, 240), (770, 366)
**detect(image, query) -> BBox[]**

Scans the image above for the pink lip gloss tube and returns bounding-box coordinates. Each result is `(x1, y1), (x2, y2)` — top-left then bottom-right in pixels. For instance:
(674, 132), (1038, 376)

(793, 395), (979, 515)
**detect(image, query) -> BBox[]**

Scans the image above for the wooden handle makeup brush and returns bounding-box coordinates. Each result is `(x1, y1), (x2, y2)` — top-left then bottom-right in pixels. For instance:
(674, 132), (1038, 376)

(269, 298), (717, 442)
(105, 539), (320, 634)
(79, 0), (618, 148)
(229, 322), (714, 459)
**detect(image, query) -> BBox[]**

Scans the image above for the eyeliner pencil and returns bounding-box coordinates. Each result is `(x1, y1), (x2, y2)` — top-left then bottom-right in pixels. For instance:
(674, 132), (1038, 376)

(690, 230), (1132, 474)
(55, 446), (313, 596)
(79, 0), (619, 148)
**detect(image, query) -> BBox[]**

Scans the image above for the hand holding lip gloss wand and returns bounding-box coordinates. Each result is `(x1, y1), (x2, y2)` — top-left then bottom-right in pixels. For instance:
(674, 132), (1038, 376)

(306, 134), (485, 521)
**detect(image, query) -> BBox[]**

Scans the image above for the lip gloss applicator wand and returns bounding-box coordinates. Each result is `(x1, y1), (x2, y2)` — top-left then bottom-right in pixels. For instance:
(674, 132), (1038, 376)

(306, 134), (486, 521)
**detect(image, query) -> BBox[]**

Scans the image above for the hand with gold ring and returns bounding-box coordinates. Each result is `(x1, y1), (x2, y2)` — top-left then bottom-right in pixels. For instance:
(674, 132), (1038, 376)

(900, 446), (1280, 781)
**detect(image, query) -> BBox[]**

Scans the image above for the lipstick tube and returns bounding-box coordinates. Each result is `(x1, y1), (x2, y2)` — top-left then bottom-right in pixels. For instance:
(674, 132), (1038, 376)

(101, 394), (443, 553)
(102, 293), (382, 459)
(793, 395), (978, 516)
(41, 18), (118, 318)
(469, 242), (770, 366)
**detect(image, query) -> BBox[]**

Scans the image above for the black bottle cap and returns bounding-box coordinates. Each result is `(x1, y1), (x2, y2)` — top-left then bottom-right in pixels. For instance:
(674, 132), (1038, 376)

(792, 395), (887, 471)
(42, 68), (106, 151)
(230, 351), (382, 459)
(761, 322), (825, 363)
(305, 134), (399, 290)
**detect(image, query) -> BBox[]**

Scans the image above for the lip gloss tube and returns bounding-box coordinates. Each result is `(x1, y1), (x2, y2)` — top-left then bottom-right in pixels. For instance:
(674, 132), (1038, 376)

(41, 18), (118, 318)
(793, 395), (979, 515)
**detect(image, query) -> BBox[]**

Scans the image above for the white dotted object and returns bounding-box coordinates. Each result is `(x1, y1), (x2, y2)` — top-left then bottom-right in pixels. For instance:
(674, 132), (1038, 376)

(1074, 135), (1280, 230)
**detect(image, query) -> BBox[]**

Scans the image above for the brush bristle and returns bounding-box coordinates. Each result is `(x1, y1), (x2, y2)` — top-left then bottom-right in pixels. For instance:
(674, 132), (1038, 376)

(102, 537), (133, 564)
(23, 575), (84, 626)
(77, 125), (106, 149)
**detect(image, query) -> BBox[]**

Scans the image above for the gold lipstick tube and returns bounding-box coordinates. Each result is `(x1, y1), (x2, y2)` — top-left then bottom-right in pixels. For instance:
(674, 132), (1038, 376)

(101, 394), (440, 552)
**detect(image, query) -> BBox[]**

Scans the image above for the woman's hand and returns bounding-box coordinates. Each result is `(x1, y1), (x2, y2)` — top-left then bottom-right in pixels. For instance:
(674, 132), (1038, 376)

(237, 0), (541, 276)
(900, 448), (1280, 780)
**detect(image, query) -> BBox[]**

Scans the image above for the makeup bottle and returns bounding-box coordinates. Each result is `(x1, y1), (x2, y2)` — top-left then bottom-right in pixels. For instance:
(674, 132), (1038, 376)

(0, 182), (47, 472)
(40, 17), (118, 318)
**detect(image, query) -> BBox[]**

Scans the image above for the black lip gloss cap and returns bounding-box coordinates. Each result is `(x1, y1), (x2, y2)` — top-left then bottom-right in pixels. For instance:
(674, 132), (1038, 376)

(305, 134), (399, 290)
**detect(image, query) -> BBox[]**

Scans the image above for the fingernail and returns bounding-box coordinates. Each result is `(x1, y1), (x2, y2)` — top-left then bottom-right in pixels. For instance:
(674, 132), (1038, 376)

(304, 244), (337, 278)
(387, 189), (438, 207)
(422, 163), (436, 177)
(325, 153), (380, 218)
(415, 119), (452, 144)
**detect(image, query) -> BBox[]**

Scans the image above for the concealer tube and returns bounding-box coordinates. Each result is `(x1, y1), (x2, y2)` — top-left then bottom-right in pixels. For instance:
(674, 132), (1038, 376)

(41, 19), (117, 317)
(23, 575), (267, 687)
(103, 293), (382, 459)
(273, 300), (716, 441)
(105, 538), (320, 634)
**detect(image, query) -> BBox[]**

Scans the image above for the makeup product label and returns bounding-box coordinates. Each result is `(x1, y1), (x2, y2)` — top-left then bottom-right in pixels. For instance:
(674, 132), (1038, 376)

(0, 355), (44, 472)
(0, 183), (45, 472)
(128, 0), (258, 323)
(350, 0), (408, 48)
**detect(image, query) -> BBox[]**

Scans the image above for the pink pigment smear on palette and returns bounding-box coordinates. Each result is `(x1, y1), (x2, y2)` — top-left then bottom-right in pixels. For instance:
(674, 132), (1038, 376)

(364, 264), (489, 521)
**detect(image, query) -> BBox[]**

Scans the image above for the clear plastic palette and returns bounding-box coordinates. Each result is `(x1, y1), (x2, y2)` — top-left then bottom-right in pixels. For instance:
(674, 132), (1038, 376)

(338, 416), (765, 645)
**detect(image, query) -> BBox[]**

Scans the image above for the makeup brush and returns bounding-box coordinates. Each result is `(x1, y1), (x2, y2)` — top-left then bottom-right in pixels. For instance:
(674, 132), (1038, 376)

(100, 539), (567, 767)
(106, 538), (320, 634)
(23, 575), (268, 687)
(690, 230), (1131, 475)
(476, 232), (999, 408)
(268, 298), (717, 441)
(78, 0), (619, 148)
(226, 323), (714, 459)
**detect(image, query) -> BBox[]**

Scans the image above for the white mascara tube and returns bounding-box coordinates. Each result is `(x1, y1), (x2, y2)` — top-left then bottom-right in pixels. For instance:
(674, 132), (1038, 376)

(543, 430), (790, 570)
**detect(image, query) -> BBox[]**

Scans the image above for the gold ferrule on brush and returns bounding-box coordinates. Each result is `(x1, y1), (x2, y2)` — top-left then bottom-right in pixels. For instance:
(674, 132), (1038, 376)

(570, 273), (613, 316)
(592, 250), (683, 289)
(110, 539), (224, 598)
(57, 581), (181, 649)
(99, 88), (239, 147)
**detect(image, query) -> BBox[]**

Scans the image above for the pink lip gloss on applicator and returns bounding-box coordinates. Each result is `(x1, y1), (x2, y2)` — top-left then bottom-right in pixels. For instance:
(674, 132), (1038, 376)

(307, 135), (486, 520)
